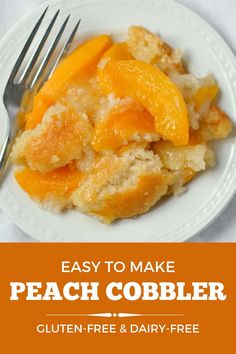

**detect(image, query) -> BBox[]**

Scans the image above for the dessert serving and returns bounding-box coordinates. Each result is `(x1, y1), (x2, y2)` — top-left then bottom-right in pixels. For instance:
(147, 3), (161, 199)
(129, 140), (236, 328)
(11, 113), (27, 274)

(11, 26), (232, 223)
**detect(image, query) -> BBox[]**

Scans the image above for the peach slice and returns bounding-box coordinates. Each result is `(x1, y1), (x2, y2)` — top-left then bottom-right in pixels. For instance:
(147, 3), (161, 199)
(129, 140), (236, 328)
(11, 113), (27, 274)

(25, 35), (112, 130)
(97, 42), (132, 85)
(92, 102), (158, 151)
(193, 84), (219, 111)
(182, 168), (197, 185)
(100, 59), (189, 146)
(98, 42), (132, 69)
(15, 165), (83, 204)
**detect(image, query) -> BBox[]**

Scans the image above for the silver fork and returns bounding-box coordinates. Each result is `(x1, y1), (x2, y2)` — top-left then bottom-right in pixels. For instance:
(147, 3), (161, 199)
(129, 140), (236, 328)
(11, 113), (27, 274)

(0, 7), (80, 179)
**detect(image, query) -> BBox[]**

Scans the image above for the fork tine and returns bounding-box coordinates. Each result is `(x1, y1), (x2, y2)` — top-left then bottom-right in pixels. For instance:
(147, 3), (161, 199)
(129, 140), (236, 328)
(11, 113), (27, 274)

(18, 10), (60, 84)
(47, 19), (81, 80)
(8, 7), (48, 82)
(28, 14), (70, 90)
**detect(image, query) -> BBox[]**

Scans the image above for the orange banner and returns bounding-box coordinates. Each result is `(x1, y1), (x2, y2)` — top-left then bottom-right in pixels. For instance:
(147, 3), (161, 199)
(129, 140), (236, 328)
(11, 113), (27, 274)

(0, 243), (234, 353)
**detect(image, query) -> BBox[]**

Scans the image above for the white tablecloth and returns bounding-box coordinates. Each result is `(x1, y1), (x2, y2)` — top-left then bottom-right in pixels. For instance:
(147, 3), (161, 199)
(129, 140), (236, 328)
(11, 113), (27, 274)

(0, 0), (236, 242)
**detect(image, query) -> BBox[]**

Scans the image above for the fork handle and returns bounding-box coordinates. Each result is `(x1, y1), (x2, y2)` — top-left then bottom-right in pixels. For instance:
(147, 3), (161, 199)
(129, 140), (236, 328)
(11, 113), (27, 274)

(0, 133), (11, 179)
(0, 107), (16, 180)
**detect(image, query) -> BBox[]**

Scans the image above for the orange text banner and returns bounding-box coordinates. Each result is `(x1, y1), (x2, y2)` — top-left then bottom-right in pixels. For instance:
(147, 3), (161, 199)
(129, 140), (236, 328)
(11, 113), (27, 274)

(0, 243), (235, 353)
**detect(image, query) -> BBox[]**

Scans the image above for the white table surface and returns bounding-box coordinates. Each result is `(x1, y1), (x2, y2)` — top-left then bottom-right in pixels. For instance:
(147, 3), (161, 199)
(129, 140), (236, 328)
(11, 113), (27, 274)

(0, 0), (236, 242)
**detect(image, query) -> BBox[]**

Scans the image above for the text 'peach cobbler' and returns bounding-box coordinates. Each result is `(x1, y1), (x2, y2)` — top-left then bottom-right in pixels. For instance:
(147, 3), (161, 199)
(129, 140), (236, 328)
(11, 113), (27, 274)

(11, 26), (232, 223)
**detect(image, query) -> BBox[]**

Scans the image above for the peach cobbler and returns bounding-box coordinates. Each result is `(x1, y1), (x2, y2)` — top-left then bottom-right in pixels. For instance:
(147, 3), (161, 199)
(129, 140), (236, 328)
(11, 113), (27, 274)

(11, 26), (232, 223)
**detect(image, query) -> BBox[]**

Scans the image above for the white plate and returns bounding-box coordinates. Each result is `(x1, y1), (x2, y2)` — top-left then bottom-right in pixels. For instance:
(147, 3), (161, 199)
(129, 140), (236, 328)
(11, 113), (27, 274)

(0, 0), (236, 242)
